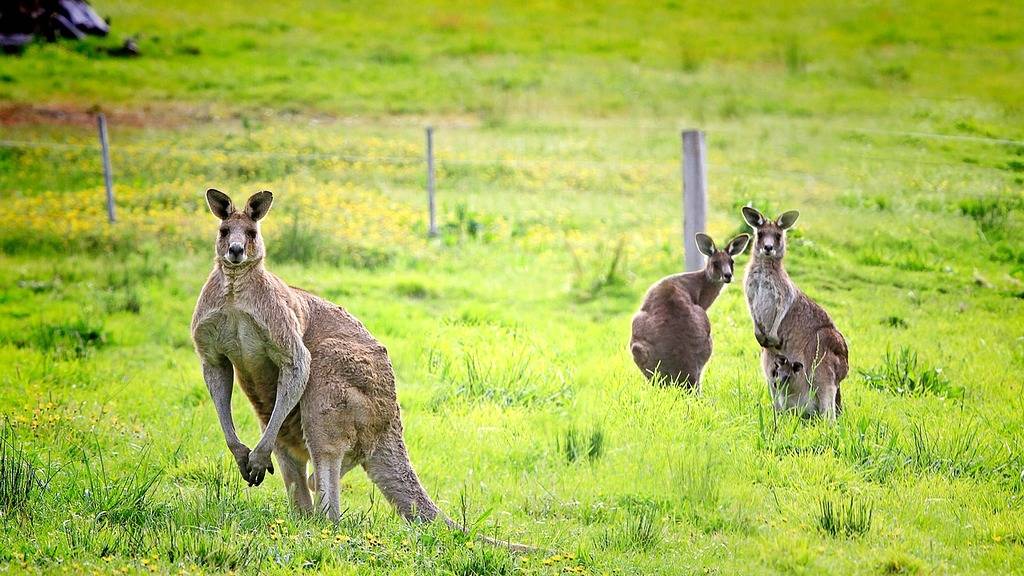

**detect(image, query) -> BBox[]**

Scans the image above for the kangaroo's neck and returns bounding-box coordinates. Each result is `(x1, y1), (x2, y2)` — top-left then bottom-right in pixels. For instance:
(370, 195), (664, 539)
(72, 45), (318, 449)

(694, 275), (724, 310)
(215, 260), (270, 300)
(751, 255), (789, 281)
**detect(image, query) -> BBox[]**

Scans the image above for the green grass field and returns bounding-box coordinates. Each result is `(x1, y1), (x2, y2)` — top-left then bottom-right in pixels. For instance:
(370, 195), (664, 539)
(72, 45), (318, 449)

(1, 1), (1023, 574)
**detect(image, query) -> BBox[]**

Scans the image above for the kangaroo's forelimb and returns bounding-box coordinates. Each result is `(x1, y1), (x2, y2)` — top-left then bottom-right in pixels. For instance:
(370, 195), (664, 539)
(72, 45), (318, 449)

(201, 356), (257, 482)
(766, 289), (795, 347)
(247, 327), (311, 487)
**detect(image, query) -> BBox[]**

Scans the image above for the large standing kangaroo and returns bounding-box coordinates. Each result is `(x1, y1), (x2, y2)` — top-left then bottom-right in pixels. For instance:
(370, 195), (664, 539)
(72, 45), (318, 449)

(190, 189), (529, 550)
(742, 206), (848, 418)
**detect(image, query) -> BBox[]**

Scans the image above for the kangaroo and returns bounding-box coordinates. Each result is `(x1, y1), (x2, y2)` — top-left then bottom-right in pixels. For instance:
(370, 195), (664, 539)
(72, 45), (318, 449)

(768, 354), (844, 417)
(629, 233), (750, 390)
(767, 354), (806, 413)
(190, 189), (531, 551)
(742, 206), (848, 419)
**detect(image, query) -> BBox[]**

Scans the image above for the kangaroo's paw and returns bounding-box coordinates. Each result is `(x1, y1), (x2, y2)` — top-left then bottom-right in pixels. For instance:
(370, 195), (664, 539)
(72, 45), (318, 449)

(245, 445), (275, 487)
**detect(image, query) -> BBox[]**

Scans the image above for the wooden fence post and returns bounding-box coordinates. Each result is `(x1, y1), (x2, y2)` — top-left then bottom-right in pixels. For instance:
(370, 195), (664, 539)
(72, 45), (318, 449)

(682, 129), (707, 271)
(97, 113), (116, 223)
(425, 126), (437, 237)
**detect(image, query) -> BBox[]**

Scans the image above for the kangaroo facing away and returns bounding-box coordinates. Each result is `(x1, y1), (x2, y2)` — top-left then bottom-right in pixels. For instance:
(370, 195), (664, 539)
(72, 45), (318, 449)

(190, 189), (531, 551)
(630, 233), (750, 390)
(742, 206), (848, 419)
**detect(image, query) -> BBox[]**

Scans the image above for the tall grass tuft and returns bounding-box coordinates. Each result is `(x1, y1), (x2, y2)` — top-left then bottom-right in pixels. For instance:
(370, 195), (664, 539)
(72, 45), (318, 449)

(672, 455), (720, 513)
(566, 238), (629, 301)
(441, 203), (501, 244)
(670, 452), (730, 532)
(904, 422), (1006, 481)
(832, 417), (903, 482)
(596, 513), (662, 552)
(446, 544), (515, 576)
(0, 425), (38, 515)
(754, 404), (803, 455)
(783, 37), (807, 74)
(171, 458), (248, 525)
(558, 424), (605, 464)
(24, 318), (106, 359)
(860, 347), (962, 398)
(272, 210), (328, 265)
(429, 348), (573, 409)
(270, 210), (396, 269)
(817, 495), (873, 538)
(79, 447), (164, 526)
(959, 196), (1022, 239)
(159, 520), (268, 571)
(881, 315), (908, 329)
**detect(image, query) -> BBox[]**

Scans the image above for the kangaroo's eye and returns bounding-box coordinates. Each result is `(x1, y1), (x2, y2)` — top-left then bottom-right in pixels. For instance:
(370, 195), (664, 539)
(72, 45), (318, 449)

(245, 229), (257, 239)
(219, 227), (229, 237)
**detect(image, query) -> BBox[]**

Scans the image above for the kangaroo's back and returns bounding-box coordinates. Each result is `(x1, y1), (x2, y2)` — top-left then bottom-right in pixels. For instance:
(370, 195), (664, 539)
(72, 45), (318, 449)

(291, 286), (379, 348)
(630, 271), (723, 387)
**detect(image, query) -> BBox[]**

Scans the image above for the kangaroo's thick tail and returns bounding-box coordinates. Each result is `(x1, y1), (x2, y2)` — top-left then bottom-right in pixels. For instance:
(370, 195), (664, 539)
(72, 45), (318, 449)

(363, 418), (541, 554)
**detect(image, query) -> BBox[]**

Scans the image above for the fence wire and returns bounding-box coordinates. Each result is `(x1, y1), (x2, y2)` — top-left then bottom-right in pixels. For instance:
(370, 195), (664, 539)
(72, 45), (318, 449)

(0, 135), (1016, 176)
(0, 120), (1016, 217)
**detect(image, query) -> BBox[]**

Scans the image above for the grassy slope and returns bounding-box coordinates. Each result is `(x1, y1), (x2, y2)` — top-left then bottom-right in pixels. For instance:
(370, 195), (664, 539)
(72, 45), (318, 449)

(2, 0), (1022, 128)
(1, 1), (1023, 574)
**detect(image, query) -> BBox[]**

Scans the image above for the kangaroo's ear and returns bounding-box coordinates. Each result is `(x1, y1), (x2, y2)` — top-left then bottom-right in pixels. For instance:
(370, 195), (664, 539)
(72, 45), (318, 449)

(245, 191), (274, 221)
(777, 210), (800, 229)
(695, 233), (716, 257)
(792, 361), (803, 372)
(726, 233), (750, 256)
(206, 188), (234, 220)
(742, 206), (765, 229)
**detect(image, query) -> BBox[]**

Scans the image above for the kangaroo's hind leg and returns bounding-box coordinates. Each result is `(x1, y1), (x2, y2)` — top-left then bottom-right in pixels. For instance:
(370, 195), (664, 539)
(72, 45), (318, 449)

(302, 340), (392, 522)
(309, 450), (359, 521)
(275, 444), (313, 515)
(303, 390), (360, 521)
(812, 360), (839, 420)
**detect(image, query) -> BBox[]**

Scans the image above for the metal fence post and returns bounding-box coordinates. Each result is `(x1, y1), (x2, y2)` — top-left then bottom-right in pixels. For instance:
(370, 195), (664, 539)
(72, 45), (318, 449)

(682, 129), (707, 271)
(97, 113), (116, 223)
(425, 126), (437, 237)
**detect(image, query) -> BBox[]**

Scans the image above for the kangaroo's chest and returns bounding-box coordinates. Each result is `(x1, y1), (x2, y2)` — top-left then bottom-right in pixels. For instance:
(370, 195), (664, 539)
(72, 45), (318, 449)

(223, 310), (270, 358)
(203, 307), (281, 402)
(746, 268), (786, 326)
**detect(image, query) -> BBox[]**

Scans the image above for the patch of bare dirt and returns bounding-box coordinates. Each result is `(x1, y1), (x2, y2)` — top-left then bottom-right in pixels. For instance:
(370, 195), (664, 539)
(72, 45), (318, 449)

(0, 102), (220, 128)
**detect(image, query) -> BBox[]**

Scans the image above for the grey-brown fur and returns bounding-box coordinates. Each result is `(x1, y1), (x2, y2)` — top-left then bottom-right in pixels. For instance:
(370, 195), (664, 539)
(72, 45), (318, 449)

(629, 233), (750, 390)
(742, 206), (848, 419)
(191, 189), (531, 551)
(767, 354), (805, 413)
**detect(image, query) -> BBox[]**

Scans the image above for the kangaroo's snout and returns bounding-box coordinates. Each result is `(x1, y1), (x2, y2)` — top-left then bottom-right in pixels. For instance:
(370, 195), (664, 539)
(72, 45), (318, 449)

(762, 244), (774, 254)
(723, 272), (733, 283)
(227, 243), (245, 263)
